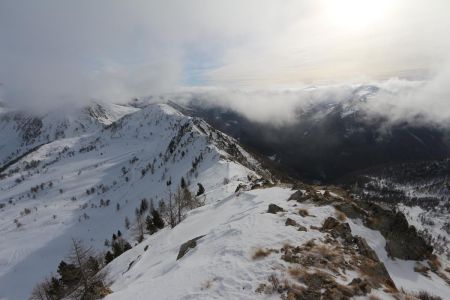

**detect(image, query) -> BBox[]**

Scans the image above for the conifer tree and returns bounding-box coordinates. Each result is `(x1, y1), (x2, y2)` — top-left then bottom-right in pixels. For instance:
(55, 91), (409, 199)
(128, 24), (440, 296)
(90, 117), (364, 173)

(152, 209), (165, 229)
(145, 215), (158, 234)
(104, 251), (114, 264)
(196, 183), (205, 196)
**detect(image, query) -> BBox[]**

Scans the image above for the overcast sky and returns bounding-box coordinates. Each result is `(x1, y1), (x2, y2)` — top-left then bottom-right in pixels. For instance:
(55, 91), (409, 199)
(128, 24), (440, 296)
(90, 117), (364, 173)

(0, 0), (449, 108)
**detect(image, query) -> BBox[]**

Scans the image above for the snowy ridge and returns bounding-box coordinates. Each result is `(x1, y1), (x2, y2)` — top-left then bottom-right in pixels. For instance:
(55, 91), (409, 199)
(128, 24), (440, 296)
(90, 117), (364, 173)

(103, 186), (450, 300)
(0, 101), (138, 165)
(0, 102), (448, 300)
(0, 103), (264, 299)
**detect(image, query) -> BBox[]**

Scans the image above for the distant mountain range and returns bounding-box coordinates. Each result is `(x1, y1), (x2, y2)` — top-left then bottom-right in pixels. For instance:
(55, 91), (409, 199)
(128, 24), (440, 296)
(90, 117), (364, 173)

(0, 91), (448, 299)
(177, 85), (450, 183)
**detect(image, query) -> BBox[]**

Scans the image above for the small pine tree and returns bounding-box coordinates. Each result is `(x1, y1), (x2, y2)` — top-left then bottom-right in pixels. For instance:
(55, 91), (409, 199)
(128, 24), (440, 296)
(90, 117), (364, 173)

(139, 198), (149, 214)
(123, 242), (132, 251)
(104, 251), (114, 264)
(112, 240), (123, 258)
(124, 217), (130, 229)
(145, 215), (158, 234)
(196, 183), (205, 196)
(48, 276), (64, 299)
(30, 277), (53, 300)
(57, 260), (80, 287)
(180, 177), (187, 189)
(67, 239), (104, 299)
(152, 210), (165, 229)
(134, 207), (145, 242)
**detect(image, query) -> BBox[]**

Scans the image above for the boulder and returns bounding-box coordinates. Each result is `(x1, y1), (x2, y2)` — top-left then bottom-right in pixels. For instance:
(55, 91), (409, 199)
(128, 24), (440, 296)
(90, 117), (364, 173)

(268, 204), (284, 214)
(289, 190), (307, 202)
(298, 225), (308, 232)
(285, 218), (298, 227)
(176, 235), (205, 260)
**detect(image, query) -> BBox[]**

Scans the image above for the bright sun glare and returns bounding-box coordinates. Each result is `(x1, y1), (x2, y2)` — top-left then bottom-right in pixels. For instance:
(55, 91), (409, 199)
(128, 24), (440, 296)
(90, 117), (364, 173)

(322, 0), (392, 32)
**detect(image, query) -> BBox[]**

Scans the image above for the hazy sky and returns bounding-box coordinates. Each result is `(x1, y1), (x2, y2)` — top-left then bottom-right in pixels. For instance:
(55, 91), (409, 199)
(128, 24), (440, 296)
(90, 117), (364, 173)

(0, 0), (449, 107)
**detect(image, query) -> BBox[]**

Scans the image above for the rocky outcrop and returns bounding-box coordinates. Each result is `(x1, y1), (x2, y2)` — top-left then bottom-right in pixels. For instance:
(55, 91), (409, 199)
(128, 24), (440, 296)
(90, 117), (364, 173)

(321, 217), (353, 243)
(321, 217), (340, 230)
(347, 278), (372, 296)
(334, 202), (366, 219)
(289, 188), (434, 261)
(363, 203), (433, 260)
(354, 236), (379, 261)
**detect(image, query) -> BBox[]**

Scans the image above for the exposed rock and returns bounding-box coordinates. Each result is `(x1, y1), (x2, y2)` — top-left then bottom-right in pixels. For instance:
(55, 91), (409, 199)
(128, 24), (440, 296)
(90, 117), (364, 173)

(298, 271), (354, 300)
(321, 217), (354, 242)
(267, 203), (284, 214)
(176, 235), (205, 260)
(298, 289), (321, 300)
(285, 218), (298, 227)
(250, 178), (272, 190)
(298, 225), (308, 232)
(329, 199), (432, 261)
(354, 236), (379, 261)
(329, 223), (353, 243)
(302, 271), (334, 289)
(234, 183), (246, 193)
(323, 287), (352, 300)
(363, 203), (433, 260)
(310, 192), (337, 206)
(356, 255), (395, 290)
(334, 202), (365, 219)
(321, 217), (340, 230)
(348, 278), (372, 296)
(289, 190), (307, 202)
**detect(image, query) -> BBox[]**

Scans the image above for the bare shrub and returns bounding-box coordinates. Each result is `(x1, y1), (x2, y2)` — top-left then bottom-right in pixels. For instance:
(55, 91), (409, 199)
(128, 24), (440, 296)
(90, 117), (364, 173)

(298, 208), (309, 217)
(336, 210), (347, 221)
(414, 290), (443, 300)
(252, 248), (276, 260)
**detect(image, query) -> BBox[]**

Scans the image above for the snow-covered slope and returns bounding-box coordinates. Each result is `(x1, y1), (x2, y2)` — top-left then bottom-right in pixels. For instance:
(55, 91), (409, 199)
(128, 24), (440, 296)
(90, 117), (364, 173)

(0, 102), (448, 300)
(103, 186), (450, 300)
(0, 103), (264, 299)
(0, 101), (138, 166)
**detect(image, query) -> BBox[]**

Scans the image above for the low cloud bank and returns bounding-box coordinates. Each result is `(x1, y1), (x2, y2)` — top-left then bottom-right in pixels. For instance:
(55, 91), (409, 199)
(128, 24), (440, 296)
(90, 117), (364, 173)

(161, 71), (450, 129)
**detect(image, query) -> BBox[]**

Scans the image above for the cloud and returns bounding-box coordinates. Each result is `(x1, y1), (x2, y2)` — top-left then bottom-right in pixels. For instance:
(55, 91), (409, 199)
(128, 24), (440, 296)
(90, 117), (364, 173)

(0, 0), (449, 115)
(151, 85), (354, 126)
(362, 63), (450, 128)
(0, 0), (311, 109)
(165, 72), (450, 128)
(206, 0), (450, 86)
